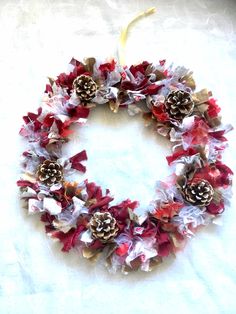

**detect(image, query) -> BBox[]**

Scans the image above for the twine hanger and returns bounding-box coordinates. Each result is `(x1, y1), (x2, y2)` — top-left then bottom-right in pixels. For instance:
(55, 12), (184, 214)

(118, 7), (156, 65)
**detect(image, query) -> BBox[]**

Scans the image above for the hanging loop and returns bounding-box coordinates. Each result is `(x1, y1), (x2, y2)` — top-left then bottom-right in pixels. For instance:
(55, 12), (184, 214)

(118, 7), (156, 65)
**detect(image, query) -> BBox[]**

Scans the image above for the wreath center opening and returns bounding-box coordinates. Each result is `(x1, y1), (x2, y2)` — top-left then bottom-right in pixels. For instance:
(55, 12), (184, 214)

(67, 105), (171, 207)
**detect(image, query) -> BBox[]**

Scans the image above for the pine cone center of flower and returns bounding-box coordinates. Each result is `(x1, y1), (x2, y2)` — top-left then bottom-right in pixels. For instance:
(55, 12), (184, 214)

(89, 212), (119, 242)
(73, 75), (97, 102)
(37, 160), (63, 186)
(182, 179), (214, 207)
(165, 90), (194, 121)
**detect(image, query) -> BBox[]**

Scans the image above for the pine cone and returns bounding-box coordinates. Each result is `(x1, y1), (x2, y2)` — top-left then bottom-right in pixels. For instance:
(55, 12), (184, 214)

(182, 180), (214, 207)
(89, 212), (119, 242)
(165, 90), (194, 121)
(73, 75), (97, 102)
(37, 160), (63, 186)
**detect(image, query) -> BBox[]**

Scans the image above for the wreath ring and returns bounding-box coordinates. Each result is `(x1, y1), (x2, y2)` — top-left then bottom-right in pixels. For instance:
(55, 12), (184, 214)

(17, 9), (233, 274)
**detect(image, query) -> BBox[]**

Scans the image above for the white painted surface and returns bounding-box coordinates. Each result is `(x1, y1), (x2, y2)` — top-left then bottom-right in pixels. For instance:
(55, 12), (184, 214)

(0, 0), (236, 313)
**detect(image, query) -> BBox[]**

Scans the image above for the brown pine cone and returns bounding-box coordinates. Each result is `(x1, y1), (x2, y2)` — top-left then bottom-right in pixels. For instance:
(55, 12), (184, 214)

(37, 160), (63, 186)
(182, 180), (214, 207)
(89, 212), (119, 242)
(165, 90), (194, 121)
(73, 75), (97, 102)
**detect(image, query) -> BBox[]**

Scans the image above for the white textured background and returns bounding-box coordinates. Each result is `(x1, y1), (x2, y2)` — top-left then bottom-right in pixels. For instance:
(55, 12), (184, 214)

(0, 0), (236, 313)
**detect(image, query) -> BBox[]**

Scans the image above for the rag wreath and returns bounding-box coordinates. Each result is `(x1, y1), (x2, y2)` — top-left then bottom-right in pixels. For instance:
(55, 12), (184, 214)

(17, 8), (233, 274)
